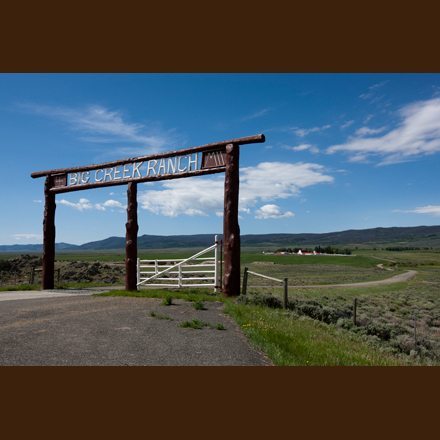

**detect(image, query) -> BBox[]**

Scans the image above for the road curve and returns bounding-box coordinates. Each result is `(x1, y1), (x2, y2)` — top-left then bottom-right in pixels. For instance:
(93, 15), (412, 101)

(289, 270), (417, 289)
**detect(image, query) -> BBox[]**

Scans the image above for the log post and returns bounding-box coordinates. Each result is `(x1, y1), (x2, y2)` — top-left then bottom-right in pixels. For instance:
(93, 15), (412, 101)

(242, 267), (248, 295)
(223, 143), (240, 296)
(42, 176), (56, 290)
(125, 182), (138, 291)
(283, 278), (289, 309)
(353, 298), (358, 326)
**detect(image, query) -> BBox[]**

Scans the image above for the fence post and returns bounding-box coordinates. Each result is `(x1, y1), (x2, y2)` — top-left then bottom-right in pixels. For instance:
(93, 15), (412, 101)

(353, 298), (358, 326)
(242, 267), (248, 295)
(219, 239), (223, 292)
(136, 258), (140, 286)
(413, 312), (417, 351)
(214, 235), (219, 293)
(283, 278), (288, 309)
(29, 266), (35, 285)
(178, 264), (182, 288)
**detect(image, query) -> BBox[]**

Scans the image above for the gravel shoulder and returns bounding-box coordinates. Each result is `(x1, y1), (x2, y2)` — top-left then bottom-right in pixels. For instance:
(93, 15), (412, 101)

(0, 295), (271, 366)
(0, 286), (121, 302)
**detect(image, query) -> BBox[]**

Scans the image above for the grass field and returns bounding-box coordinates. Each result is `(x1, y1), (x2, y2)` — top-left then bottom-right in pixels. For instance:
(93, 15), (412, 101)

(244, 262), (403, 286)
(1, 247), (439, 365)
(242, 250), (440, 364)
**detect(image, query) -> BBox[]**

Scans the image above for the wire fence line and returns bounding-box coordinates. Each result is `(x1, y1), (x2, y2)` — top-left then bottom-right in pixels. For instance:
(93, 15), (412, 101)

(242, 266), (289, 308)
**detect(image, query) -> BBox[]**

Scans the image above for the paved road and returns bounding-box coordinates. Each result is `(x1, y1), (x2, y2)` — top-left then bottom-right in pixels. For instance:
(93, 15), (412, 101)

(0, 295), (271, 366)
(0, 287), (119, 302)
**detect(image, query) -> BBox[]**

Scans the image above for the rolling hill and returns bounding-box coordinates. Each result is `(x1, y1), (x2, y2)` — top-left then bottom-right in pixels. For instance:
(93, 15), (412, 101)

(1, 225), (440, 252)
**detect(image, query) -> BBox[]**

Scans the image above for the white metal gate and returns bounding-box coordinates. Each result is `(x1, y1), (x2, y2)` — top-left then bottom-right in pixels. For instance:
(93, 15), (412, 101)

(136, 235), (220, 291)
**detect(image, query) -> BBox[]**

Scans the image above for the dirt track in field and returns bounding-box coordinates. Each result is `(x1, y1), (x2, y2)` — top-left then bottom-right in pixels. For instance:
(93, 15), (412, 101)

(252, 270), (417, 289)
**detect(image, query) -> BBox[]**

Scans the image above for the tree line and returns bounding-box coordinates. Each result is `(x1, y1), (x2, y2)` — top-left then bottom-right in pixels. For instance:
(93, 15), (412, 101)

(274, 246), (352, 255)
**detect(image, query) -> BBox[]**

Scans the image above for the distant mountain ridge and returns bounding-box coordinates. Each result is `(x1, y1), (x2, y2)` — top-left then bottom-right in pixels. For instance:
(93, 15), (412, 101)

(1, 225), (440, 252)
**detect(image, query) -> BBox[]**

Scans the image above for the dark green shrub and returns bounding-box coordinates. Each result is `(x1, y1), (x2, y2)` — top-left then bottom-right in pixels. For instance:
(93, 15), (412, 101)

(180, 319), (207, 329)
(162, 296), (173, 306)
(239, 293), (282, 309)
(364, 323), (392, 341)
(193, 301), (206, 310)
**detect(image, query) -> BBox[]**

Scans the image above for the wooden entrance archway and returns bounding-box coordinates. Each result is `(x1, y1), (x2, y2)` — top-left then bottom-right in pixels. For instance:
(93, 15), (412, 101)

(31, 134), (265, 296)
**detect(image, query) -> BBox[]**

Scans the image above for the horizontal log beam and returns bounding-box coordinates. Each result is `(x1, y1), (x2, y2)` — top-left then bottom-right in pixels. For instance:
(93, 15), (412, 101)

(49, 165), (226, 193)
(31, 134), (265, 179)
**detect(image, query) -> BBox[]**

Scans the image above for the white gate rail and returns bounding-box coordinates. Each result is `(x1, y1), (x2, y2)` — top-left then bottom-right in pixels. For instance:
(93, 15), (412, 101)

(137, 235), (220, 291)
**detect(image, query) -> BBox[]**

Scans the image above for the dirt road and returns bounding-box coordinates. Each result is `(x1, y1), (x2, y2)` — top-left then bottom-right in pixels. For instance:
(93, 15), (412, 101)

(288, 270), (417, 289)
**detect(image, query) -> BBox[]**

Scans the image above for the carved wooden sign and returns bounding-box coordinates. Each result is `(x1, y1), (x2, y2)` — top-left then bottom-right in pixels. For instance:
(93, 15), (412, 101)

(65, 152), (205, 190)
(32, 140), (240, 193)
(201, 149), (226, 169)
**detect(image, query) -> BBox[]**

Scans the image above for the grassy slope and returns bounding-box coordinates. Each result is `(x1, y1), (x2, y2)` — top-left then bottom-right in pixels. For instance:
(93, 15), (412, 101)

(224, 302), (406, 366)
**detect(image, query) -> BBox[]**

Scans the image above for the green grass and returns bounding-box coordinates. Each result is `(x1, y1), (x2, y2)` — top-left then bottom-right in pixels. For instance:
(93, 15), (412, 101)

(0, 284), (39, 292)
(149, 311), (173, 320)
(262, 281), (409, 300)
(162, 295), (173, 306)
(225, 302), (407, 366)
(180, 319), (209, 329)
(95, 288), (223, 303)
(241, 253), (378, 268)
(55, 281), (122, 289)
(179, 319), (226, 330)
(193, 300), (206, 310)
(244, 262), (404, 287)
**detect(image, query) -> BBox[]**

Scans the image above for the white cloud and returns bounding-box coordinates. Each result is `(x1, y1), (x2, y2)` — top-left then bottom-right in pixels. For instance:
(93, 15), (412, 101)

(96, 199), (126, 211)
(59, 198), (125, 212)
(286, 144), (319, 154)
(138, 161), (333, 217)
(359, 81), (388, 101)
(241, 108), (271, 121)
(363, 114), (374, 124)
(12, 233), (42, 241)
(354, 126), (386, 136)
(399, 205), (440, 216)
(59, 198), (94, 211)
(20, 103), (180, 153)
(293, 124), (331, 137)
(33, 199), (42, 204)
(104, 199), (125, 209)
(138, 179), (223, 217)
(327, 98), (440, 165)
(255, 204), (294, 219)
(341, 120), (355, 129)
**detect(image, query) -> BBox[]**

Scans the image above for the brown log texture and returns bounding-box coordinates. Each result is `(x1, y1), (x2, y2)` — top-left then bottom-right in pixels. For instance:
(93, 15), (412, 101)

(42, 176), (56, 289)
(31, 134), (265, 179)
(222, 143), (241, 296)
(125, 182), (138, 291)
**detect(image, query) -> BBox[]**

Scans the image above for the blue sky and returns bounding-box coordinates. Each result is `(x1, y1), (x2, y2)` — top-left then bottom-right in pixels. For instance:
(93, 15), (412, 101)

(0, 73), (440, 245)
